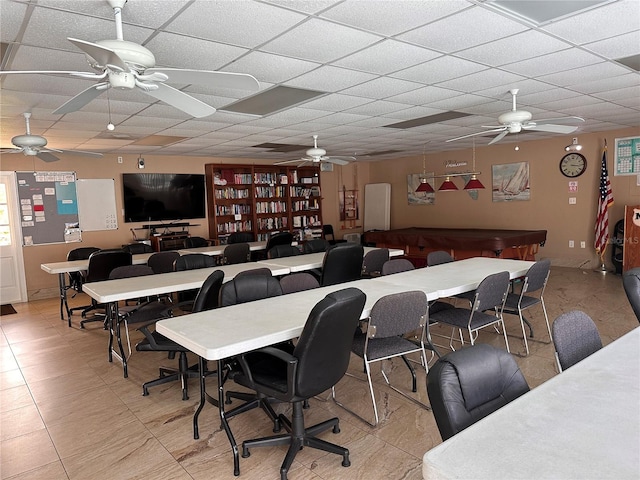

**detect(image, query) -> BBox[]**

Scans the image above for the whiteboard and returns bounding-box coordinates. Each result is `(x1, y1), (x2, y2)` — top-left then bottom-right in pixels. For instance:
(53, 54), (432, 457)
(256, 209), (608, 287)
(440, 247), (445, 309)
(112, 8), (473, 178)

(364, 183), (391, 231)
(76, 179), (118, 231)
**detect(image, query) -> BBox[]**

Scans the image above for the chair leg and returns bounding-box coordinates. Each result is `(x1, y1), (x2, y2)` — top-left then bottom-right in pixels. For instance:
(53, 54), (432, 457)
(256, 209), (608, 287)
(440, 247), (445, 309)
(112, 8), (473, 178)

(141, 352), (197, 400)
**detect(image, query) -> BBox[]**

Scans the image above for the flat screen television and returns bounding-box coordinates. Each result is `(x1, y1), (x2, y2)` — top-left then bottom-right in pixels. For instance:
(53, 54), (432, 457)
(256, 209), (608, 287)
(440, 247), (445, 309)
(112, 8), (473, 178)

(123, 173), (206, 223)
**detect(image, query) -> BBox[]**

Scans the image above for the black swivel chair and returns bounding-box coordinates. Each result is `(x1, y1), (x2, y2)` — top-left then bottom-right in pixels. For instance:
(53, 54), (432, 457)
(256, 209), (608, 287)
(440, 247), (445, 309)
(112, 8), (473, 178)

(267, 244), (301, 259)
(79, 249), (132, 328)
(254, 231), (294, 260)
(147, 251), (180, 274)
(427, 344), (530, 441)
(67, 246), (100, 321)
(222, 243), (251, 265)
(227, 232), (255, 244)
(136, 270), (225, 400)
(122, 242), (153, 254)
(183, 236), (210, 248)
(302, 238), (329, 254)
(319, 243), (364, 287)
(623, 267), (640, 322)
(173, 254), (217, 312)
(233, 288), (367, 480)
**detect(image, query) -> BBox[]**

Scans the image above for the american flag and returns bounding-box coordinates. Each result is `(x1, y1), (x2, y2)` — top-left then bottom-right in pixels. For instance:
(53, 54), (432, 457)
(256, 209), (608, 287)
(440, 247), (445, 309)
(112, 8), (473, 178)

(594, 146), (614, 253)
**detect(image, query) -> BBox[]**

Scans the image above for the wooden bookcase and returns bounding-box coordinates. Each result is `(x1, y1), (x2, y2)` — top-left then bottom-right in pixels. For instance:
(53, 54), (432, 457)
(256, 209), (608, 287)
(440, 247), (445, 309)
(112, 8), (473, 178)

(205, 164), (323, 244)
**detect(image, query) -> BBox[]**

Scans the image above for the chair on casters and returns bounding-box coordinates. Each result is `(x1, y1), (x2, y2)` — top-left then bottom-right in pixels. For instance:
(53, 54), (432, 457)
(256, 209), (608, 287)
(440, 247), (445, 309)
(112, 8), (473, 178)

(254, 231), (294, 260)
(267, 244), (301, 259)
(332, 290), (436, 426)
(173, 254), (217, 312)
(233, 287), (366, 480)
(502, 259), (552, 356)
(322, 224), (346, 245)
(66, 247), (100, 323)
(227, 231), (255, 244)
(79, 249), (132, 328)
(147, 251), (180, 274)
(302, 238), (329, 254)
(183, 236), (210, 248)
(622, 267), (640, 322)
(222, 243), (251, 264)
(552, 310), (602, 372)
(361, 248), (389, 278)
(136, 270), (224, 400)
(122, 242), (153, 254)
(319, 243), (364, 286)
(427, 344), (529, 441)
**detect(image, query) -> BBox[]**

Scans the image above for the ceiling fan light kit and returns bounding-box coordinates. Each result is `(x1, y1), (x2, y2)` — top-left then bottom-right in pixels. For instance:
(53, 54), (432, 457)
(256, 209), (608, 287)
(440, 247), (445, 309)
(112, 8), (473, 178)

(565, 137), (583, 152)
(275, 135), (355, 167)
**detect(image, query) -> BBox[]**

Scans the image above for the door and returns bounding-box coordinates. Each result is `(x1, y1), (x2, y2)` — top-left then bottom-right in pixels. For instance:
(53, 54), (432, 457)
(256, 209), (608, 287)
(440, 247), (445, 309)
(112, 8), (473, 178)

(0, 172), (27, 304)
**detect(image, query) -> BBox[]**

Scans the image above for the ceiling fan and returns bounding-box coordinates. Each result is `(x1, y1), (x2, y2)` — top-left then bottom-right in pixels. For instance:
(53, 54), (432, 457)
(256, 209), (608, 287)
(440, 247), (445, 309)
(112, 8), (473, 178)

(275, 135), (356, 166)
(0, 0), (259, 118)
(447, 89), (585, 145)
(0, 113), (103, 162)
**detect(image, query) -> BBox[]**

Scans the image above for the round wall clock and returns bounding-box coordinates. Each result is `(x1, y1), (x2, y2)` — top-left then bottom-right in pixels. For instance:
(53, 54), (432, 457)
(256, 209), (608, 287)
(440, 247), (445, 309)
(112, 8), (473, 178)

(559, 152), (587, 178)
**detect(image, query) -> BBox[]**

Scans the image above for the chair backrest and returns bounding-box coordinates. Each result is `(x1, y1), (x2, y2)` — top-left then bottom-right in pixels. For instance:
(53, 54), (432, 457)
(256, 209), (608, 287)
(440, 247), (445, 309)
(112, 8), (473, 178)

(108, 264), (155, 280)
(235, 267), (273, 278)
(183, 236), (209, 248)
(122, 242), (153, 254)
(267, 244), (301, 259)
(472, 271), (510, 313)
(219, 274), (283, 306)
(302, 238), (329, 254)
(192, 270), (225, 312)
(622, 267), (640, 322)
(322, 224), (336, 242)
(174, 253), (216, 271)
(552, 310), (603, 371)
(147, 251), (180, 274)
(227, 232), (255, 244)
(427, 250), (454, 266)
(522, 258), (551, 295)
(222, 243), (250, 265)
(320, 243), (365, 287)
(369, 290), (427, 338)
(293, 287), (366, 398)
(265, 231), (293, 251)
(67, 246), (100, 290)
(86, 249), (132, 283)
(279, 272), (320, 294)
(427, 343), (530, 441)
(361, 248), (390, 277)
(381, 258), (415, 276)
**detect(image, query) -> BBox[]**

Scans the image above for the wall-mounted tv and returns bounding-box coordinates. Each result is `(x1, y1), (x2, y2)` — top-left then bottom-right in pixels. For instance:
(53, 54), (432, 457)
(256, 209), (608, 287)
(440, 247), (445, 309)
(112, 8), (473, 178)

(123, 173), (206, 223)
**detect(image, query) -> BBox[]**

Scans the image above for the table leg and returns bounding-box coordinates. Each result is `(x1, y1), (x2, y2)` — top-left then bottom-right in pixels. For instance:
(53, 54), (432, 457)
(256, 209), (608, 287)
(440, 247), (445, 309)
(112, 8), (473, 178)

(193, 356), (206, 440)
(58, 273), (71, 326)
(217, 359), (240, 476)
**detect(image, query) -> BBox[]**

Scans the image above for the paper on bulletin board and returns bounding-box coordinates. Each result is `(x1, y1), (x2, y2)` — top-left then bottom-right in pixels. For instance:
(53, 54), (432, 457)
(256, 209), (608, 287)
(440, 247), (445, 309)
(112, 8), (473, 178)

(614, 136), (640, 176)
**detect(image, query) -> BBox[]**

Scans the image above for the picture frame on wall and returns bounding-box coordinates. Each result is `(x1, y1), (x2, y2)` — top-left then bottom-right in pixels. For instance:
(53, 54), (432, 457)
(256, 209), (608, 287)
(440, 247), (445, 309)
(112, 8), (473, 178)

(407, 173), (435, 205)
(492, 162), (530, 202)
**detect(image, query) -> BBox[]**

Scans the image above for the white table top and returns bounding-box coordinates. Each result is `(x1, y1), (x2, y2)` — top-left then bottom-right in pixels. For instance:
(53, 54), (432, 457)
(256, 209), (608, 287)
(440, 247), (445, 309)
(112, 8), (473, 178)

(81, 263), (289, 304)
(257, 246), (404, 272)
(178, 241), (268, 256)
(422, 327), (640, 480)
(40, 252), (154, 274)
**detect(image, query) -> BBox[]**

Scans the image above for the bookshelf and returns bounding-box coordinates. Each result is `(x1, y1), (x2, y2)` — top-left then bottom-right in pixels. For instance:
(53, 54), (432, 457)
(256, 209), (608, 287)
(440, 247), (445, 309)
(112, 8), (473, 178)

(205, 164), (323, 244)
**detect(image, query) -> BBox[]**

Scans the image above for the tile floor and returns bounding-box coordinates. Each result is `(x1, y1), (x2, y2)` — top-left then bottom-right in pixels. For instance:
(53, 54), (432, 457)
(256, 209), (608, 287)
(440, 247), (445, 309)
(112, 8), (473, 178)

(1, 266), (637, 480)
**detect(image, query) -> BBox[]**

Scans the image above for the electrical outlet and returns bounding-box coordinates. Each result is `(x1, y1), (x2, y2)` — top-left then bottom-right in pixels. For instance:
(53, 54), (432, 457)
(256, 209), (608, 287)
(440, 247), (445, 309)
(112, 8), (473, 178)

(580, 241), (586, 248)
(117, 156), (123, 164)
(569, 240), (574, 248)
(569, 197), (576, 204)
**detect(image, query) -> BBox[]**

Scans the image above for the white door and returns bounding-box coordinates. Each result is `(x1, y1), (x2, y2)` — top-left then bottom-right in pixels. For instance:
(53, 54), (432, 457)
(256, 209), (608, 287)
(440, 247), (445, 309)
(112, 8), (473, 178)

(0, 172), (27, 304)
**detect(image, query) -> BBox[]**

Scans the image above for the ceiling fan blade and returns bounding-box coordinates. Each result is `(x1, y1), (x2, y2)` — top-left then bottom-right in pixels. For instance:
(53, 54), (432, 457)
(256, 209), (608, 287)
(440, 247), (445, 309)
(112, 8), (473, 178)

(68, 37), (128, 71)
(56, 149), (104, 158)
(325, 156), (354, 166)
(532, 116), (584, 125)
(0, 148), (22, 154)
(146, 68), (260, 91)
(524, 123), (579, 134)
(36, 152), (60, 162)
(446, 127), (506, 143)
(274, 159), (306, 165)
(488, 130), (509, 145)
(0, 70), (105, 80)
(53, 83), (108, 115)
(143, 83), (216, 118)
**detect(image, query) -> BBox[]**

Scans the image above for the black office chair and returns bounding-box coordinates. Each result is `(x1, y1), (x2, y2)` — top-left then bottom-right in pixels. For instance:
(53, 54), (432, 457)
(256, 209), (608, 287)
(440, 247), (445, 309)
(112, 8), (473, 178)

(361, 248), (389, 278)
(233, 288), (367, 480)
(173, 254), (217, 312)
(552, 310), (602, 372)
(302, 238), (329, 254)
(319, 243), (364, 287)
(254, 231), (293, 261)
(623, 267), (640, 322)
(183, 236), (210, 248)
(136, 270), (225, 400)
(222, 243), (250, 265)
(322, 224), (346, 245)
(79, 249), (132, 328)
(227, 232), (255, 244)
(122, 242), (153, 254)
(147, 251), (180, 274)
(427, 344), (529, 441)
(267, 244), (301, 259)
(67, 246), (100, 319)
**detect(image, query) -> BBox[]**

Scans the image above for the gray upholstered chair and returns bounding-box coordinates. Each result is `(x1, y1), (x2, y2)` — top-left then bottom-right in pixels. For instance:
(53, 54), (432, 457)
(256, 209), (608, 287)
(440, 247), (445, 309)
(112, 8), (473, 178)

(502, 259), (552, 355)
(332, 290), (434, 426)
(232, 288), (366, 480)
(623, 267), (640, 322)
(427, 343), (529, 441)
(279, 272), (319, 294)
(427, 250), (475, 306)
(381, 258), (414, 275)
(552, 310), (602, 372)
(361, 248), (389, 278)
(429, 271), (511, 352)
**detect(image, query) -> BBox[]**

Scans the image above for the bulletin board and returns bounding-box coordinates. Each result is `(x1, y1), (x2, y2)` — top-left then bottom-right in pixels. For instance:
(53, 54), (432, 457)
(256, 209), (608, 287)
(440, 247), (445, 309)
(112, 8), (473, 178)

(16, 171), (81, 246)
(614, 136), (640, 176)
(76, 179), (118, 232)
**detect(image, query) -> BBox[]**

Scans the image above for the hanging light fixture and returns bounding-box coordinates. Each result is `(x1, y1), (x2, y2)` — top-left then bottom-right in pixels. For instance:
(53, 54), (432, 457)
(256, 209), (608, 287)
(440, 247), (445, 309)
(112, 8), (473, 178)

(565, 137), (582, 152)
(416, 144), (435, 193)
(464, 139), (485, 190)
(438, 176), (459, 191)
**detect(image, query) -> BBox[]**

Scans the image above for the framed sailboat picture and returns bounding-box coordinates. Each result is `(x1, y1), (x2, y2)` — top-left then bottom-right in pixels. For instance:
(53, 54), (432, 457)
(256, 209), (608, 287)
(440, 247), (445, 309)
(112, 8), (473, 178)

(492, 162), (530, 202)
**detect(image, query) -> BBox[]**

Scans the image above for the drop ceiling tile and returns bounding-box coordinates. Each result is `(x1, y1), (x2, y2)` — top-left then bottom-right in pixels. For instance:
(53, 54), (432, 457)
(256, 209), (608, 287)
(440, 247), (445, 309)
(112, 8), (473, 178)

(334, 40), (440, 75)
(285, 65), (376, 92)
(437, 68), (526, 92)
(502, 48), (605, 77)
(165, 1), (306, 48)
(300, 94), (372, 112)
(9, 45), (89, 72)
(320, 0), (470, 36)
(340, 76), (423, 99)
(386, 86), (464, 106)
(539, 61), (631, 87)
(223, 51), (320, 84)
(392, 55), (487, 84)
(260, 18), (382, 63)
(566, 72), (640, 94)
(397, 6), (527, 53)
(594, 84), (640, 105)
(342, 100), (413, 117)
(585, 30), (640, 60)
(0, 1), (28, 43)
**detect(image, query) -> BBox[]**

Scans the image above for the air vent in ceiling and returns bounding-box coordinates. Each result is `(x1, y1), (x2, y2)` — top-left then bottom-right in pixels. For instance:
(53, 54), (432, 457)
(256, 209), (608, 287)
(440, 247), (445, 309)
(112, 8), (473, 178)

(614, 54), (640, 71)
(384, 111), (471, 129)
(222, 86), (326, 116)
(252, 142), (308, 153)
(487, 0), (610, 26)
